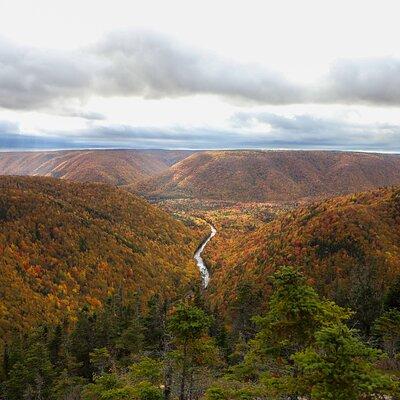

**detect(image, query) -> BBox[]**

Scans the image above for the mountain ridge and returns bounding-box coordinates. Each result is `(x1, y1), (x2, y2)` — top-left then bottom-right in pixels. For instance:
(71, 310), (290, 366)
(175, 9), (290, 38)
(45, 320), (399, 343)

(134, 150), (400, 202)
(0, 149), (194, 186)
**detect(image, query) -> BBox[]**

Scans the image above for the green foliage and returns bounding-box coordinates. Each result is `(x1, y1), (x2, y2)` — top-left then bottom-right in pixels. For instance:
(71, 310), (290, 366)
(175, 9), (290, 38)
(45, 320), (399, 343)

(90, 348), (112, 376)
(168, 303), (220, 400)
(81, 359), (163, 400)
(81, 374), (123, 400)
(129, 358), (162, 385)
(247, 267), (349, 370)
(50, 370), (86, 400)
(209, 267), (398, 400)
(168, 303), (212, 342)
(133, 381), (163, 400)
(384, 276), (400, 310)
(116, 319), (144, 356)
(3, 340), (55, 400)
(292, 324), (395, 399)
(373, 308), (400, 368)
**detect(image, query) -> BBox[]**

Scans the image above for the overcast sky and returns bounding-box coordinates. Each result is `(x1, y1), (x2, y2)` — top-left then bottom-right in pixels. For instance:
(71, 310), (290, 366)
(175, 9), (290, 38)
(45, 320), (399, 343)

(1, 0), (400, 151)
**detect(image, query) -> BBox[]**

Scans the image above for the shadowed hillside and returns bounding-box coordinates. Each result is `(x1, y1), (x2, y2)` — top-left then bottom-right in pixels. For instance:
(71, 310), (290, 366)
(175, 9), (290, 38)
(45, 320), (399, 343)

(205, 186), (400, 332)
(135, 150), (400, 202)
(0, 149), (194, 186)
(0, 176), (200, 341)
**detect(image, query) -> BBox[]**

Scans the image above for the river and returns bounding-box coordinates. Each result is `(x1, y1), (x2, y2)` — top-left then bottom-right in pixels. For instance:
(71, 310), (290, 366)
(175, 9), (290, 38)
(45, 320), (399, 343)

(194, 224), (216, 288)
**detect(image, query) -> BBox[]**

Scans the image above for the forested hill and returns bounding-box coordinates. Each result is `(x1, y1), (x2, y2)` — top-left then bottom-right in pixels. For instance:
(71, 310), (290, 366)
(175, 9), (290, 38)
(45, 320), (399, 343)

(135, 150), (400, 202)
(205, 185), (400, 332)
(0, 149), (194, 186)
(0, 176), (200, 341)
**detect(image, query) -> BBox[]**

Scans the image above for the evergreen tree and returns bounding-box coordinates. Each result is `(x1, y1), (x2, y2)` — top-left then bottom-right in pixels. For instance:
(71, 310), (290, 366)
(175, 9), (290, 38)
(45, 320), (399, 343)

(69, 306), (97, 379)
(4, 341), (55, 400)
(207, 266), (397, 400)
(168, 303), (217, 400)
(246, 266), (349, 377)
(373, 308), (400, 369)
(292, 324), (395, 399)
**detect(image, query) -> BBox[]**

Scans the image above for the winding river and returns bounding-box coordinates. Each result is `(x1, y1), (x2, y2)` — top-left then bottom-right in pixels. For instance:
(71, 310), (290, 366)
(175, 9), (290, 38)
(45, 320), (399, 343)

(194, 224), (217, 288)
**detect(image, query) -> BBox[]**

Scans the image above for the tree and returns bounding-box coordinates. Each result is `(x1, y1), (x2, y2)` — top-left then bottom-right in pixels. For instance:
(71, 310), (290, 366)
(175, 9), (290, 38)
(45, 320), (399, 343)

(246, 266), (349, 377)
(292, 324), (395, 399)
(4, 341), (55, 400)
(50, 370), (86, 400)
(142, 295), (166, 354)
(90, 347), (113, 376)
(69, 306), (97, 379)
(384, 275), (400, 310)
(207, 266), (397, 400)
(230, 281), (262, 341)
(129, 357), (162, 386)
(373, 308), (400, 369)
(168, 303), (215, 400)
(116, 318), (145, 359)
(81, 358), (163, 400)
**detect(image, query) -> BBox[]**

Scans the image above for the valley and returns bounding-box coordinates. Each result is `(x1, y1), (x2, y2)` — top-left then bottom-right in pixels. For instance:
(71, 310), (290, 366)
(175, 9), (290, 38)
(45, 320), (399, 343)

(2, 3), (400, 397)
(1, 149), (400, 399)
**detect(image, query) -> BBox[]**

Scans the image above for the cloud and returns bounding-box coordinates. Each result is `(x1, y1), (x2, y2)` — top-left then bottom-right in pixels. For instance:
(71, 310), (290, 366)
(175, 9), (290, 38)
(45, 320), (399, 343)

(0, 120), (84, 149)
(93, 31), (305, 104)
(231, 111), (400, 151)
(321, 58), (400, 105)
(2, 30), (400, 112)
(1, 110), (399, 151)
(0, 38), (95, 110)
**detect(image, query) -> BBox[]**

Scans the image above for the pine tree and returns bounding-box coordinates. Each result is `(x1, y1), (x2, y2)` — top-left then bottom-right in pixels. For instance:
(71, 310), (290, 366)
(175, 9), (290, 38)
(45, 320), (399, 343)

(4, 341), (55, 400)
(292, 324), (395, 399)
(247, 266), (349, 377)
(168, 303), (216, 400)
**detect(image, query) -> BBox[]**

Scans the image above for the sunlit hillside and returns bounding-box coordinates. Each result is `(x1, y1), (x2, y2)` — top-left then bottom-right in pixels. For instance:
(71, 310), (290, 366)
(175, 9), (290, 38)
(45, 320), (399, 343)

(0, 149), (194, 186)
(135, 150), (400, 202)
(0, 176), (201, 341)
(205, 185), (400, 332)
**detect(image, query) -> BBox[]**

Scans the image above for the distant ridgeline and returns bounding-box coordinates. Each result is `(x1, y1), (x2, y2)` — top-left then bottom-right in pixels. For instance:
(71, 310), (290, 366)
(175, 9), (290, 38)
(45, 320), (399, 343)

(0, 149), (194, 186)
(135, 150), (400, 202)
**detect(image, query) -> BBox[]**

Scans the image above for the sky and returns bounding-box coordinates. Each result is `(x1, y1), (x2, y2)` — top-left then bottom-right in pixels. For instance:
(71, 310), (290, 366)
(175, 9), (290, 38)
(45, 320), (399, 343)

(1, 0), (400, 151)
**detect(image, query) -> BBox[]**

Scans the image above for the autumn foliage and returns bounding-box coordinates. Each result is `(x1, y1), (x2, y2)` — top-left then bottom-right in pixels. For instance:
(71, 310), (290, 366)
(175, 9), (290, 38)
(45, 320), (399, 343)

(0, 149), (193, 186)
(206, 186), (400, 332)
(135, 150), (400, 202)
(0, 176), (201, 344)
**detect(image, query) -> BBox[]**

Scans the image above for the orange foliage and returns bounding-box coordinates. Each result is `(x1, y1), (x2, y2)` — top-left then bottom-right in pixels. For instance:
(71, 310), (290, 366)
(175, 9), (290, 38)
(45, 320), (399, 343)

(0, 176), (202, 343)
(135, 150), (400, 203)
(205, 186), (400, 329)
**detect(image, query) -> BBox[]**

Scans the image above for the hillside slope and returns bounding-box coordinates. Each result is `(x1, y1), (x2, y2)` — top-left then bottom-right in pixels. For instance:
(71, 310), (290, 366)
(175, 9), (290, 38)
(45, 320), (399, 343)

(0, 176), (200, 340)
(205, 186), (400, 331)
(135, 150), (400, 202)
(0, 149), (194, 186)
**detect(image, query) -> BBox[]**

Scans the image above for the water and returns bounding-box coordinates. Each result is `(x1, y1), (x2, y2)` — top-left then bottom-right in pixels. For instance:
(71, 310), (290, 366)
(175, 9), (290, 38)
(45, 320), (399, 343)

(194, 224), (217, 288)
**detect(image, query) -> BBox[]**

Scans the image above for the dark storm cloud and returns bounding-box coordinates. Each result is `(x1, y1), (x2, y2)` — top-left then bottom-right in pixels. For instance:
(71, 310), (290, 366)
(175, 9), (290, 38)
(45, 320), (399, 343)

(2, 31), (400, 111)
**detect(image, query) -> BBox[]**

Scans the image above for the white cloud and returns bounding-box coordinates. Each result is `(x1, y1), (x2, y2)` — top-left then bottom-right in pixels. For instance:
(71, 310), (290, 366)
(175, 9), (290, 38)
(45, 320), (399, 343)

(1, 0), (400, 151)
